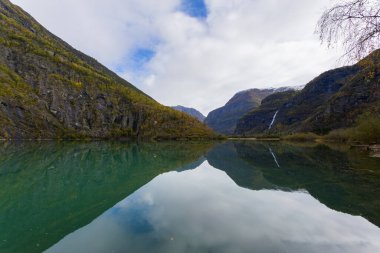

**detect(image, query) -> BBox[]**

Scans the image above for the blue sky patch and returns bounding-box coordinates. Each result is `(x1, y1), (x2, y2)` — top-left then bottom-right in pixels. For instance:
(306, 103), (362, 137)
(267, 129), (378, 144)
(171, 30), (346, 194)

(118, 48), (156, 72)
(181, 0), (208, 19)
(132, 48), (155, 65)
(114, 48), (155, 74)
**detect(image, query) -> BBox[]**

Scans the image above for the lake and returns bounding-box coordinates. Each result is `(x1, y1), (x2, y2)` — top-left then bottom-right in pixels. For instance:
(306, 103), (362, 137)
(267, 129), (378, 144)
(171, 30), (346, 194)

(0, 141), (379, 253)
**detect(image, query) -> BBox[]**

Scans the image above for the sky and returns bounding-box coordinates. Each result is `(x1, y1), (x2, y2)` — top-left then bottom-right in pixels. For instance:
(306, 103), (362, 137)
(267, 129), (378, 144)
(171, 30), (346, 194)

(11, 0), (342, 115)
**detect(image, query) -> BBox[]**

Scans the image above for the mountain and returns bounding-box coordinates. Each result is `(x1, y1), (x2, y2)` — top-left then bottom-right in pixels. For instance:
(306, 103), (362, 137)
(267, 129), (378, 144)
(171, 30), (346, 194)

(235, 50), (380, 135)
(204, 87), (301, 135)
(171, 105), (205, 122)
(0, 0), (215, 140)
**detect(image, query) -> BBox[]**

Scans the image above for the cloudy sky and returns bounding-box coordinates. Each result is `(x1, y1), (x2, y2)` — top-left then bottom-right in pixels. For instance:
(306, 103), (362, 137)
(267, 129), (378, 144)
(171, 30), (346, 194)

(11, 0), (342, 115)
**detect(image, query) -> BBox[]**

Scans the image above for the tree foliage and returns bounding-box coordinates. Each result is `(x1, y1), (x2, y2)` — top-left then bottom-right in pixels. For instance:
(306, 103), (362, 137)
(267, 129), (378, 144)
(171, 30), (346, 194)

(317, 0), (380, 61)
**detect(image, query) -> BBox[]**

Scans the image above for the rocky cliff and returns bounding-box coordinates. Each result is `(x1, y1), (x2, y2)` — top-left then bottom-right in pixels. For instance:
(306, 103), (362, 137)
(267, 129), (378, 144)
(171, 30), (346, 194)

(205, 87), (300, 135)
(236, 51), (380, 135)
(171, 105), (205, 122)
(0, 0), (215, 139)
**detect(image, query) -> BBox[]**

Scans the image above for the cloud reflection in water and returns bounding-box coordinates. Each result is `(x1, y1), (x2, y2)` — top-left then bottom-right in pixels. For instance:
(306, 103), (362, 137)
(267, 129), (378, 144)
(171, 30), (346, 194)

(46, 162), (380, 253)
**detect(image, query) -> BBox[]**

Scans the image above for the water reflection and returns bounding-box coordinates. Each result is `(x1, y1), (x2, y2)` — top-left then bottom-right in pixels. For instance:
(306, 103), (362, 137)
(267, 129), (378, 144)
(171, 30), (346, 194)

(1, 141), (380, 253)
(0, 141), (213, 253)
(229, 142), (380, 227)
(47, 162), (380, 253)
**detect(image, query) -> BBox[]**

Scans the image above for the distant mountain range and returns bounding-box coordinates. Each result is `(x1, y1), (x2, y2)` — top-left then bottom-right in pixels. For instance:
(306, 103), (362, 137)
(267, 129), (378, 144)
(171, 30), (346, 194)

(204, 86), (303, 134)
(236, 50), (380, 135)
(171, 106), (206, 122)
(0, 0), (215, 140)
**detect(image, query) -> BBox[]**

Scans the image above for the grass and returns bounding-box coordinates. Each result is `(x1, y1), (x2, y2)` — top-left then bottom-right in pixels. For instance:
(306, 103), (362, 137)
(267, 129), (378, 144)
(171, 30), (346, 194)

(0, 63), (37, 103)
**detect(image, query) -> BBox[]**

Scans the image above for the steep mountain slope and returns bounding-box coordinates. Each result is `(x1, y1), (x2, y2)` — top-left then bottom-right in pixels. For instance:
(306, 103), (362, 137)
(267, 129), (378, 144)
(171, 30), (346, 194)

(0, 0), (215, 139)
(236, 51), (380, 135)
(235, 90), (299, 134)
(205, 87), (300, 135)
(304, 54), (380, 133)
(171, 105), (205, 122)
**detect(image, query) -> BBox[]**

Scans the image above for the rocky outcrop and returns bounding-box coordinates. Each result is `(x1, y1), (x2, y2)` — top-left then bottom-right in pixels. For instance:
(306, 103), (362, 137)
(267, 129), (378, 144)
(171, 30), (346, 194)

(171, 105), (205, 122)
(0, 0), (215, 139)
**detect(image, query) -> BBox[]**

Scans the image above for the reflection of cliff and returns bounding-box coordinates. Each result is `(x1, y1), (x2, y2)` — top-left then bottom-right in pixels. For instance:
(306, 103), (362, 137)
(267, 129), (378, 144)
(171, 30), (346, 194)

(233, 141), (380, 227)
(176, 156), (206, 172)
(0, 142), (213, 253)
(206, 142), (276, 190)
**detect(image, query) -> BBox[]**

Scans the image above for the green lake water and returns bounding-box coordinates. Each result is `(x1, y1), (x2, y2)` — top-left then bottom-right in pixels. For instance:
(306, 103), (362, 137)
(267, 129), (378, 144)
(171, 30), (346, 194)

(0, 141), (379, 253)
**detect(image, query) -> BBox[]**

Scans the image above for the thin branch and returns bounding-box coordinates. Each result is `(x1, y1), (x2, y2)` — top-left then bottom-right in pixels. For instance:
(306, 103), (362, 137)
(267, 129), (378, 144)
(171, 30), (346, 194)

(316, 0), (380, 62)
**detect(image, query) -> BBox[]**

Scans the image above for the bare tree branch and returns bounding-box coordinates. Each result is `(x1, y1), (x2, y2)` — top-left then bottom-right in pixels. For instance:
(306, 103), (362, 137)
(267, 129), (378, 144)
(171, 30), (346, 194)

(316, 0), (380, 62)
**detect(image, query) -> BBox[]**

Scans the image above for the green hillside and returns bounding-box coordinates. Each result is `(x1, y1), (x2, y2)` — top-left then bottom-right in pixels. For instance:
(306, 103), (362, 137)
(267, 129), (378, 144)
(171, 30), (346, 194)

(0, 0), (215, 140)
(236, 50), (380, 139)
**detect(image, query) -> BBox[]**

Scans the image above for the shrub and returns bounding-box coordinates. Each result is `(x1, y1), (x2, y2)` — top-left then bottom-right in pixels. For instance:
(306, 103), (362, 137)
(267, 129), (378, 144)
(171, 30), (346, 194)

(324, 128), (352, 142)
(350, 115), (380, 143)
(325, 114), (380, 144)
(282, 132), (320, 142)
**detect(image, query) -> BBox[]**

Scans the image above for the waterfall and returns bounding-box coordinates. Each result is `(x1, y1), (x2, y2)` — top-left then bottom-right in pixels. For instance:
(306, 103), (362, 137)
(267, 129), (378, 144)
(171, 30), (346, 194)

(269, 147), (280, 168)
(268, 110), (279, 130)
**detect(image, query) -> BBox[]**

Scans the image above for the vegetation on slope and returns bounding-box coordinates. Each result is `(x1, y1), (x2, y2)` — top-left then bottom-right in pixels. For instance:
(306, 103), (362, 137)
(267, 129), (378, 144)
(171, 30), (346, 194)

(235, 90), (299, 134)
(205, 89), (278, 135)
(0, 0), (216, 140)
(324, 114), (380, 144)
(235, 50), (380, 142)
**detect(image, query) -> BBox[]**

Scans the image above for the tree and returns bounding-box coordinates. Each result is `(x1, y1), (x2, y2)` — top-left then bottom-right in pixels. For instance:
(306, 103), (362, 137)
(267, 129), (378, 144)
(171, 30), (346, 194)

(317, 0), (380, 61)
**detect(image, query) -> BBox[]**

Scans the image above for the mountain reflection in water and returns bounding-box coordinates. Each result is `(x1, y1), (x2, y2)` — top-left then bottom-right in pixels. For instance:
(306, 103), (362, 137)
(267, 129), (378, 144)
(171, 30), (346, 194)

(0, 141), (379, 253)
(47, 162), (380, 253)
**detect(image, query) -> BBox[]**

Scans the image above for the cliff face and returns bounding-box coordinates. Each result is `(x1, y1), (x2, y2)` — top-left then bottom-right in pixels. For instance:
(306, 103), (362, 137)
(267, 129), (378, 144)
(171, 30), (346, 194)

(171, 106), (205, 122)
(236, 51), (380, 135)
(304, 54), (380, 133)
(0, 0), (215, 139)
(235, 90), (299, 134)
(204, 89), (279, 135)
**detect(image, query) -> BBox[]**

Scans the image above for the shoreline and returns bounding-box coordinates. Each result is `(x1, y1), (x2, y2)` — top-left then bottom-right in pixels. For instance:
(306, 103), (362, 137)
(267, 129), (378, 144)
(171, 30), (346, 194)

(228, 137), (281, 141)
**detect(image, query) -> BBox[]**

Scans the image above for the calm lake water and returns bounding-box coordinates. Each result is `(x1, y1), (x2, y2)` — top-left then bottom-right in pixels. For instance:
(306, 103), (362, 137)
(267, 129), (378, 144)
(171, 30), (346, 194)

(0, 141), (380, 253)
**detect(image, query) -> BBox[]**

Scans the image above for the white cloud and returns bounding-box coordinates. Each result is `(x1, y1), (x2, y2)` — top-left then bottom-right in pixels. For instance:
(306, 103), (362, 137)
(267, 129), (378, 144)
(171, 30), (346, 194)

(11, 0), (343, 115)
